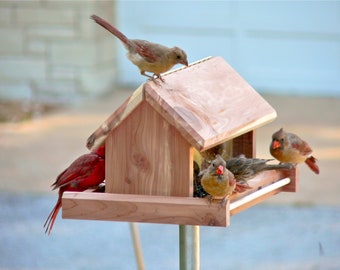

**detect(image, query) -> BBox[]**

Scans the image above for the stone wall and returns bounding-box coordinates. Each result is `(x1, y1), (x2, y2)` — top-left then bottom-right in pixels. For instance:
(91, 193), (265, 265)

(0, 0), (117, 104)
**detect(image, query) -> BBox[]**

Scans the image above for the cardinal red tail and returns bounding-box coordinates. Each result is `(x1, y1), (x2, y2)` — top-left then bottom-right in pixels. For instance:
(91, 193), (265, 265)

(305, 156), (319, 174)
(44, 198), (61, 235)
(91, 15), (130, 46)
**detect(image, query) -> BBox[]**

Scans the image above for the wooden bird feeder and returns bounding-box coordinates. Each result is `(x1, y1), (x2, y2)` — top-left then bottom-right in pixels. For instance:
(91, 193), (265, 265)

(62, 56), (298, 227)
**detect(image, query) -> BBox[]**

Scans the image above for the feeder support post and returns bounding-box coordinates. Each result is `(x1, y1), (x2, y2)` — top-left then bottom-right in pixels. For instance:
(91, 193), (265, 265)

(129, 223), (145, 270)
(179, 225), (200, 270)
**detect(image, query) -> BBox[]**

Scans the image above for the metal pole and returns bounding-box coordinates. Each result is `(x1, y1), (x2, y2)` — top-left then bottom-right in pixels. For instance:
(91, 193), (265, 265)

(129, 222), (145, 270)
(179, 225), (200, 270)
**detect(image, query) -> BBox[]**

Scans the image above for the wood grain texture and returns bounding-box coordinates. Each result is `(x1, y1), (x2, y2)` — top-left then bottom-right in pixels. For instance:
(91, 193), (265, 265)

(62, 192), (229, 227)
(145, 56), (277, 151)
(232, 130), (256, 158)
(62, 168), (297, 227)
(229, 167), (298, 215)
(230, 178), (290, 213)
(87, 56), (275, 153)
(86, 85), (144, 150)
(281, 166), (298, 192)
(106, 101), (193, 197)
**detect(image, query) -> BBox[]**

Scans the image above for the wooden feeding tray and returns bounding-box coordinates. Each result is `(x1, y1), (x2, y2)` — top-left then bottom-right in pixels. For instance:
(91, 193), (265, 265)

(62, 56), (298, 227)
(62, 168), (297, 227)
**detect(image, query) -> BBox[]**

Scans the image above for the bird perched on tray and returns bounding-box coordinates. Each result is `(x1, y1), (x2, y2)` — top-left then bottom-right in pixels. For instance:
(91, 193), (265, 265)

(193, 154), (292, 197)
(44, 145), (106, 235)
(91, 14), (188, 81)
(199, 155), (236, 206)
(270, 128), (319, 174)
(225, 155), (293, 184)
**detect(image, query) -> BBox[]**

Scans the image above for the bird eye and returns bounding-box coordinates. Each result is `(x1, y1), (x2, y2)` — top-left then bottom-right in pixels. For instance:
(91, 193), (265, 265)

(176, 55), (181, 59)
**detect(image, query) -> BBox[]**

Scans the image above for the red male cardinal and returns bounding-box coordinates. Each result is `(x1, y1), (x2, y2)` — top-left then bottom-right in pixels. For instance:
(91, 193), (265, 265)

(91, 14), (188, 81)
(270, 128), (319, 174)
(44, 145), (106, 235)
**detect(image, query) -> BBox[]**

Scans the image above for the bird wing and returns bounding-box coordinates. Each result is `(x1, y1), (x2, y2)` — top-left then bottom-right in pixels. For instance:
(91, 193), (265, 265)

(52, 153), (100, 189)
(133, 40), (161, 63)
(289, 134), (313, 156)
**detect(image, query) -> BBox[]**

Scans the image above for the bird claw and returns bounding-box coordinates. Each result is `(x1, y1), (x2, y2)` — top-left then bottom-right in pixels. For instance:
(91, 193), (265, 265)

(220, 196), (229, 208)
(143, 72), (165, 84)
(205, 195), (228, 209)
(153, 74), (165, 82)
(152, 75), (165, 85)
(146, 76), (164, 87)
(206, 195), (213, 206)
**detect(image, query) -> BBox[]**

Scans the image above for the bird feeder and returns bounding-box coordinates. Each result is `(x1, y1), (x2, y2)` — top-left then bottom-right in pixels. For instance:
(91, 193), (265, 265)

(62, 56), (297, 227)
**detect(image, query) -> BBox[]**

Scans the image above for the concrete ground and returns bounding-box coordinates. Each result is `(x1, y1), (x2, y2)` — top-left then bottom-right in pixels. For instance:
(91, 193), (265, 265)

(0, 88), (339, 205)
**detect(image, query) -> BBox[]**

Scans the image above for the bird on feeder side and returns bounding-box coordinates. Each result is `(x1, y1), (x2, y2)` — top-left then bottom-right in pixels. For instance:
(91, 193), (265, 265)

(44, 145), (106, 235)
(194, 154), (293, 198)
(199, 155), (236, 206)
(270, 128), (319, 174)
(225, 155), (293, 185)
(90, 14), (188, 81)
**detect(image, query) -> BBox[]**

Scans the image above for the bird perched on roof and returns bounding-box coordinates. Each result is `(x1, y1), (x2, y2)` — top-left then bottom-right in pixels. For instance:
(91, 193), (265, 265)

(44, 145), (106, 235)
(270, 128), (319, 174)
(199, 155), (236, 206)
(91, 14), (188, 81)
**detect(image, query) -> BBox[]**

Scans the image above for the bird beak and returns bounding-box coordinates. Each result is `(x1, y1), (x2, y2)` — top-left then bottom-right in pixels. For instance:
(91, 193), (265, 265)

(272, 140), (281, 149)
(216, 165), (224, 175)
(181, 59), (189, 66)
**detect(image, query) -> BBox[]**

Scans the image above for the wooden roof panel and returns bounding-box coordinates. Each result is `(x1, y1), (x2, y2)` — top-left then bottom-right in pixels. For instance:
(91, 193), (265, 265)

(87, 57), (276, 151)
(144, 56), (276, 150)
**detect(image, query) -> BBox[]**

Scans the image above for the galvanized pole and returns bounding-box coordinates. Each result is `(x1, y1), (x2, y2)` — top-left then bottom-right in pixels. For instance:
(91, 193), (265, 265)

(179, 225), (200, 270)
(129, 222), (145, 270)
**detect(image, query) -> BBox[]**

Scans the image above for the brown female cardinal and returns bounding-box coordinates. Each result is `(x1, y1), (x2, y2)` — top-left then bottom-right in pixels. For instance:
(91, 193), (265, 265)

(91, 14), (188, 81)
(44, 145), (106, 235)
(225, 155), (293, 182)
(270, 128), (319, 174)
(199, 155), (236, 206)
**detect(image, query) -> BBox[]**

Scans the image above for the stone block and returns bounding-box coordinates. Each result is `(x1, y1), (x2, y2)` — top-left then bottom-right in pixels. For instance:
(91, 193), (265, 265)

(95, 39), (116, 64)
(1, 0), (41, 7)
(0, 56), (46, 80)
(79, 65), (116, 95)
(27, 25), (75, 38)
(0, 28), (24, 53)
(77, 3), (114, 38)
(0, 7), (11, 25)
(33, 79), (77, 103)
(26, 39), (47, 55)
(49, 66), (76, 80)
(0, 82), (32, 100)
(15, 7), (73, 24)
(50, 41), (96, 67)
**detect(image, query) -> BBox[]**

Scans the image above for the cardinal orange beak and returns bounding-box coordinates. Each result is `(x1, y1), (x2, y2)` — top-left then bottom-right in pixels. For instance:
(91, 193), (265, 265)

(272, 140), (281, 149)
(216, 165), (224, 175)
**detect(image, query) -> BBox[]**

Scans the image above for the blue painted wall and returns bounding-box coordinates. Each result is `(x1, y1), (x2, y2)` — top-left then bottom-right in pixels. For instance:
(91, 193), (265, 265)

(115, 1), (340, 96)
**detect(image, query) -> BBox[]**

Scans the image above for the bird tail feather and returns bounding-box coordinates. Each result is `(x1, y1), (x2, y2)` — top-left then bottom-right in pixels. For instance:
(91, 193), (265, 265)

(91, 15), (130, 46)
(305, 156), (319, 174)
(264, 163), (293, 171)
(43, 198), (61, 235)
